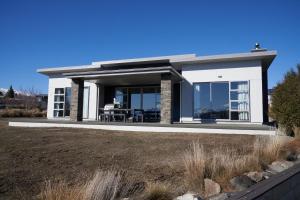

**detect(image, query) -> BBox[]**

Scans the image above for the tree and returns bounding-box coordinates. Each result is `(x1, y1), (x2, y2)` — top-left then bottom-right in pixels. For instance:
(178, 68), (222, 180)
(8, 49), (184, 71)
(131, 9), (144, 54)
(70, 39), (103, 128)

(271, 65), (300, 136)
(0, 91), (3, 96)
(5, 85), (15, 98)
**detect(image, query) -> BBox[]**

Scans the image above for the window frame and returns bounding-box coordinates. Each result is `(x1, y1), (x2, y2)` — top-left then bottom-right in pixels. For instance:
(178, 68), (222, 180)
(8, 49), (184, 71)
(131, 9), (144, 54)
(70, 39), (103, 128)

(114, 86), (160, 111)
(53, 87), (71, 118)
(193, 81), (250, 121)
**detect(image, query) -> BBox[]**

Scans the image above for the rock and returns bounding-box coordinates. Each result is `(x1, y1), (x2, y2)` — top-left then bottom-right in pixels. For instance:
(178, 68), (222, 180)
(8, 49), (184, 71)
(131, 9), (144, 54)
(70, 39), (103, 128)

(268, 160), (294, 173)
(175, 192), (203, 200)
(286, 152), (298, 161)
(204, 178), (221, 197)
(230, 175), (256, 191)
(208, 193), (229, 200)
(245, 171), (264, 182)
(262, 171), (274, 179)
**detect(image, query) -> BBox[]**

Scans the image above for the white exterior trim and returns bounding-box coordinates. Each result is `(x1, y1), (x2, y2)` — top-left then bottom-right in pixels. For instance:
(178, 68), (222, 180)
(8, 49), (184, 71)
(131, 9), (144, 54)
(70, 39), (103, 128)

(9, 122), (275, 135)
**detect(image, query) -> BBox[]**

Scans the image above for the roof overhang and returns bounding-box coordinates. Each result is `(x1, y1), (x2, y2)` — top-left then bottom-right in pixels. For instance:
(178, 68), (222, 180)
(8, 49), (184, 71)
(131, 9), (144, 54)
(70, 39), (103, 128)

(62, 66), (183, 85)
(171, 50), (277, 71)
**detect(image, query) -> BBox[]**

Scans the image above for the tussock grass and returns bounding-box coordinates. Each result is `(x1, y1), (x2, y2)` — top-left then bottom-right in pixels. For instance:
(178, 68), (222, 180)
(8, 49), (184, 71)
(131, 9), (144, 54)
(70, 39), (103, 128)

(183, 142), (206, 191)
(40, 170), (122, 200)
(143, 182), (173, 200)
(183, 136), (288, 193)
(84, 170), (121, 200)
(39, 180), (85, 200)
(253, 136), (286, 166)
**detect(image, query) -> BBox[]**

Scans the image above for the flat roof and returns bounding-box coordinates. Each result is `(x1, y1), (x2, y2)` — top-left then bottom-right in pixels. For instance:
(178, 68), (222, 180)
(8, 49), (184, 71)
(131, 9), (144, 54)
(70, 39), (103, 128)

(37, 50), (277, 75)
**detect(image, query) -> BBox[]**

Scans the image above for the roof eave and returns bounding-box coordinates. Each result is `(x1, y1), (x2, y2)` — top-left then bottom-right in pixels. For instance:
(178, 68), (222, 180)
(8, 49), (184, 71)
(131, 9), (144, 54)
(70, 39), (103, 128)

(171, 51), (277, 69)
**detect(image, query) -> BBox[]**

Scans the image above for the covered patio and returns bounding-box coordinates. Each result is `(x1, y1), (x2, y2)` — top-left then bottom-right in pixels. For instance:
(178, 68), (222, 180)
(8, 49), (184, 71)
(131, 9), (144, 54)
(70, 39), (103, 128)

(63, 65), (183, 124)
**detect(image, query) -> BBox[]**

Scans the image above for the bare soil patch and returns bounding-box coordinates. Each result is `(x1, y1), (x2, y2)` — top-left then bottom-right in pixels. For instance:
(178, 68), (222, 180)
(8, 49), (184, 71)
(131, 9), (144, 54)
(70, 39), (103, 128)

(0, 120), (255, 199)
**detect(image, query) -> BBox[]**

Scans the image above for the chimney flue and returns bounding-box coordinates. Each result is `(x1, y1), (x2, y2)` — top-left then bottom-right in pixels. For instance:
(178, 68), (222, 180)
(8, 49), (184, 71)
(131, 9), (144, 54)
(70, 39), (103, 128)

(251, 42), (267, 52)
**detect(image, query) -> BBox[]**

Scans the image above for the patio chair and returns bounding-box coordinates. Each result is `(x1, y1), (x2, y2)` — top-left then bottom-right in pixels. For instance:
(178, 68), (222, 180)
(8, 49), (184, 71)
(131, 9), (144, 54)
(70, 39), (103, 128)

(133, 109), (144, 122)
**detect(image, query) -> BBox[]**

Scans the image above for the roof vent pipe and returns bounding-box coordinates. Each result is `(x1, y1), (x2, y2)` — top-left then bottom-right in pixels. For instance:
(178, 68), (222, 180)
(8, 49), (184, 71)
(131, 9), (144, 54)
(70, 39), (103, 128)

(251, 42), (267, 52)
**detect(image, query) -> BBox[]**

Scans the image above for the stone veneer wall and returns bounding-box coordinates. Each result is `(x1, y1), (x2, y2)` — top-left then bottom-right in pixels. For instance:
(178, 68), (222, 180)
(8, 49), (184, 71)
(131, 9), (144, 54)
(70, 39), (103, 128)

(160, 73), (173, 124)
(70, 79), (84, 121)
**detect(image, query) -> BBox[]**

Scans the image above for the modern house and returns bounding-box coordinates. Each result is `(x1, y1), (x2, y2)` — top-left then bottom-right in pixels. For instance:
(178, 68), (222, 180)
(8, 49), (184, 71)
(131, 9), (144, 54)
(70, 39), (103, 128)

(38, 45), (276, 125)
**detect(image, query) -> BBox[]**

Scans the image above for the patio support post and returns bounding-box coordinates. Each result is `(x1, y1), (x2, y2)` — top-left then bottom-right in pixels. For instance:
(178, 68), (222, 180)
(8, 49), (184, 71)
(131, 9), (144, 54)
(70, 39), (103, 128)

(70, 78), (84, 121)
(98, 84), (105, 109)
(160, 73), (173, 124)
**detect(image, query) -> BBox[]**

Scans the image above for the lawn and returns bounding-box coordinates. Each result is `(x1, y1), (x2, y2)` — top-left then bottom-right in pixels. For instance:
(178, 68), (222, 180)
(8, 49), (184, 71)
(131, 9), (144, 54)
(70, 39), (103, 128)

(0, 120), (256, 199)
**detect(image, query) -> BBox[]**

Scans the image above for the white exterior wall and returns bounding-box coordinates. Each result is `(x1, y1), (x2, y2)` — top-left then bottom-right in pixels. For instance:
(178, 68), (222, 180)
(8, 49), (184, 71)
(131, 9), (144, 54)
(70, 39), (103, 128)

(84, 81), (98, 120)
(47, 76), (97, 120)
(180, 60), (264, 124)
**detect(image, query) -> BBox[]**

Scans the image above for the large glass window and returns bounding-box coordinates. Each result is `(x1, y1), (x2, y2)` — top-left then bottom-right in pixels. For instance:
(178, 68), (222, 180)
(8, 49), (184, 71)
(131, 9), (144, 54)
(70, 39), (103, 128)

(194, 83), (210, 119)
(114, 86), (160, 111)
(193, 81), (249, 121)
(142, 87), (160, 111)
(129, 88), (141, 109)
(193, 82), (229, 119)
(53, 87), (71, 117)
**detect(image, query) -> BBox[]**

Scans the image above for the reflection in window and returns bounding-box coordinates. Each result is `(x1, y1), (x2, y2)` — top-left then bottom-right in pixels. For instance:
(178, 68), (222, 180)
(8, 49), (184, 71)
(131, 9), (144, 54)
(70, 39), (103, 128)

(115, 87), (160, 111)
(193, 82), (229, 119)
(115, 88), (128, 108)
(194, 81), (249, 121)
(129, 88), (141, 109)
(142, 88), (160, 111)
(65, 88), (71, 116)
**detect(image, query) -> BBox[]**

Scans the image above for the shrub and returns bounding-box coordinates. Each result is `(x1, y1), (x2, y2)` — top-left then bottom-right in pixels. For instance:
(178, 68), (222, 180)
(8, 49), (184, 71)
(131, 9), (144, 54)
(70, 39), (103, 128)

(271, 65), (300, 137)
(0, 108), (46, 118)
(143, 182), (173, 200)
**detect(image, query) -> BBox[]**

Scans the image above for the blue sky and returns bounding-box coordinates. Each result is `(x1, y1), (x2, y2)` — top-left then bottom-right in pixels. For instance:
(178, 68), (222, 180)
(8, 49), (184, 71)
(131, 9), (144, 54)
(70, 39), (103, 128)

(0, 0), (299, 93)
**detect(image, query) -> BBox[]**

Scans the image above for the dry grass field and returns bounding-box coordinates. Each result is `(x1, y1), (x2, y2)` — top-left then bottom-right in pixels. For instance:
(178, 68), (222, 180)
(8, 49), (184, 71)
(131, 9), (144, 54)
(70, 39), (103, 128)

(0, 120), (259, 199)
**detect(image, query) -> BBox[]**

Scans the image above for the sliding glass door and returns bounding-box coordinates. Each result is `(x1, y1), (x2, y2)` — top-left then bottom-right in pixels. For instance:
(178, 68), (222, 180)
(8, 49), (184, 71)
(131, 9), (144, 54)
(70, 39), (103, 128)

(193, 81), (249, 121)
(115, 86), (160, 111)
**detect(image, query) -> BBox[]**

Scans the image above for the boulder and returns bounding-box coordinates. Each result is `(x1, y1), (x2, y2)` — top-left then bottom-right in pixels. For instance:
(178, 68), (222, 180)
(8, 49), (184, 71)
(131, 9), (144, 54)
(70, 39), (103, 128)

(262, 171), (274, 179)
(286, 151), (298, 161)
(268, 160), (294, 173)
(230, 175), (256, 191)
(245, 171), (264, 182)
(208, 193), (229, 200)
(204, 178), (221, 197)
(175, 192), (203, 200)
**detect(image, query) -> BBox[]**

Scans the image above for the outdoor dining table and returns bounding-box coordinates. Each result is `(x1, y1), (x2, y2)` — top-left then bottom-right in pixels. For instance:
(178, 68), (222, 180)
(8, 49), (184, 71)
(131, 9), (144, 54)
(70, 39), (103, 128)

(98, 108), (133, 122)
